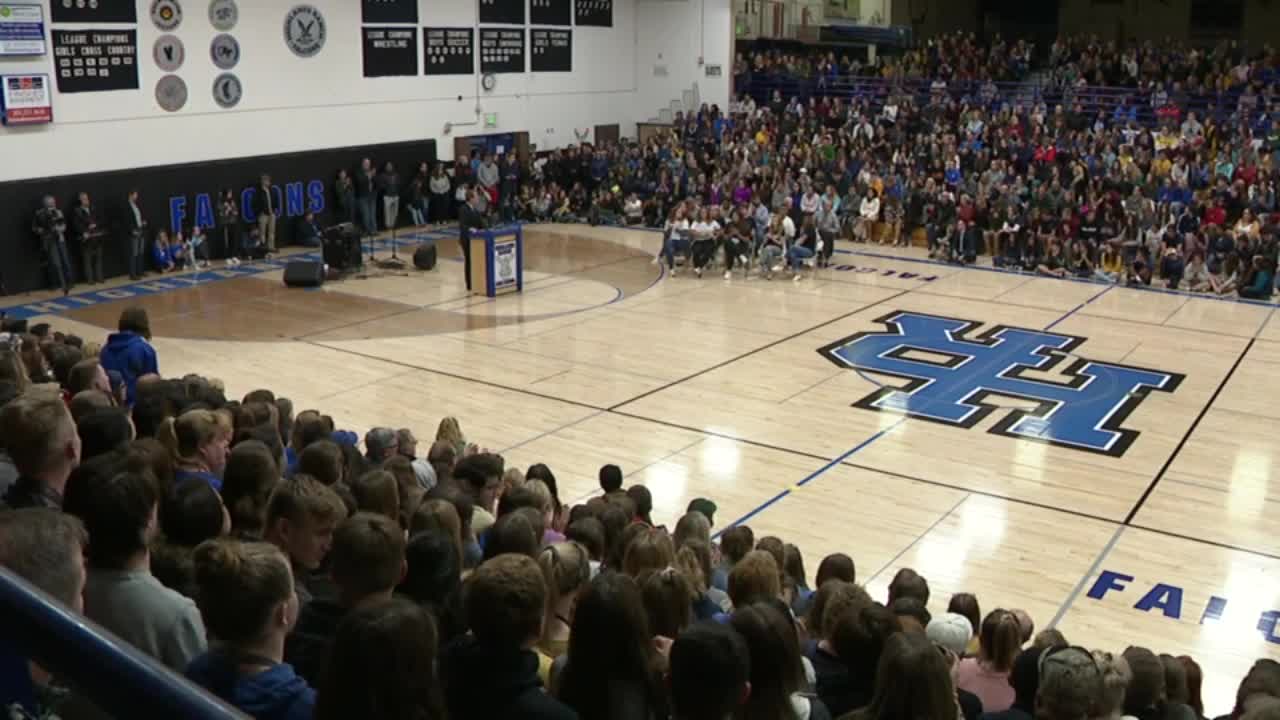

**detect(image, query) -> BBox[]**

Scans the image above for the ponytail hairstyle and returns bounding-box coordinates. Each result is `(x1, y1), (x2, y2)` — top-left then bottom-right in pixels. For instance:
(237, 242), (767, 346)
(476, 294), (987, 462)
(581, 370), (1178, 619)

(639, 567), (694, 639)
(979, 608), (1024, 673)
(159, 409), (228, 466)
(192, 539), (293, 646)
(537, 541), (591, 639)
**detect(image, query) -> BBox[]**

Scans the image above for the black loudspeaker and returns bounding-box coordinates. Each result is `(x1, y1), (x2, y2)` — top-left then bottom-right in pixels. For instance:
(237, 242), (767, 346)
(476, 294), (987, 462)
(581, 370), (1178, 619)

(283, 260), (325, 288)
(413, 243), (437, 270)
(323, 223), (363, 271)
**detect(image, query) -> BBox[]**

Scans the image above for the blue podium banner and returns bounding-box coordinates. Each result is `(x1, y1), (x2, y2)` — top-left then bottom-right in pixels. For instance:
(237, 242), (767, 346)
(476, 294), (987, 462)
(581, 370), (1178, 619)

(482, 224), (524, 298)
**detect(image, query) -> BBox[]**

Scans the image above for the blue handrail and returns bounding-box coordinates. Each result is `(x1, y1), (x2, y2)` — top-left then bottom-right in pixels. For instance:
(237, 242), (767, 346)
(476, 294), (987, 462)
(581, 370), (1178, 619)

(0, 566), (245, 719)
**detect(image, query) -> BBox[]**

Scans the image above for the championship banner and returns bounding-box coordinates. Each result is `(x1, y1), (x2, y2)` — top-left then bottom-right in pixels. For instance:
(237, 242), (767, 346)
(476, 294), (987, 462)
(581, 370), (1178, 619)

(530, 28), (570, 72)
(0, 3), (46, 56)
(50, 0), (137, 24)
(52, 29), (139, 93)
(530, 0), (570, 26)
(362, 26), (417, 77)
(361, 0), (417, 23)
(479, 27), (523, 74)
(478, 0), (523, 25)
(1, 74), (52, 125)
(423, 27), (473, 76)
(574, 0), (612, 27)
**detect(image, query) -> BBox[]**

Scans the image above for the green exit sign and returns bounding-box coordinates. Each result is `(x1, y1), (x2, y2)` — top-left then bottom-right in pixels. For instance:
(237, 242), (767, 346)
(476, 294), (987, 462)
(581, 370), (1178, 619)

(484, 113), (498, 128)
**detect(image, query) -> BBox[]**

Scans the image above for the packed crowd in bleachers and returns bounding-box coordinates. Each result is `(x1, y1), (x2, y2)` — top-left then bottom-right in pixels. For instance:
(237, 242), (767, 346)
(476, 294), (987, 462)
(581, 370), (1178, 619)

(472, 32), (1279, 293)
(2, 305), (1280, 719)
(8, 26), (1280, 720)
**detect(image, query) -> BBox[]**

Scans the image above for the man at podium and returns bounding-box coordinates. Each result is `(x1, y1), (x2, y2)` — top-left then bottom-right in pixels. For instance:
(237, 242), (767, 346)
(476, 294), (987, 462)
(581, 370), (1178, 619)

(458, 187), (487, 292)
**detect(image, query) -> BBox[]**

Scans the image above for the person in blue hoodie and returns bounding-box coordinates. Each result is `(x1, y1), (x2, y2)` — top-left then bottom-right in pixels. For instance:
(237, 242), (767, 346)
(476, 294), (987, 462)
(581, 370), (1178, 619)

(186, 538), (315, 720)
(99, 307), (158, 405)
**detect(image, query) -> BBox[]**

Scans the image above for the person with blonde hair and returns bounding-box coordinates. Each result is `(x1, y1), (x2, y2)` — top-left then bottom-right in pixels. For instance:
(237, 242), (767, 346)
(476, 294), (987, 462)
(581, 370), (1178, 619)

(435, 416), (468, 456)
(526, 479), (564, 543)
(185, 539), (315, 720)
(537, 541), (591, 661)
(1093, 650), (1133, 720)
(0, 347), (31, 393)
(161, 409), (231, 491)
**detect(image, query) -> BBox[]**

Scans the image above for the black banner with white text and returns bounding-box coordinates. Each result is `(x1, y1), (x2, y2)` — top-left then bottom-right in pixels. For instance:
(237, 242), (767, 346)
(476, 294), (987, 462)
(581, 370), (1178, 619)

(531, 28), (571, 72)
(362, 26), (418, 77)
(479, 27), (524, 74)
(52, 29), (138, 93)
(423, 27), (474, 75)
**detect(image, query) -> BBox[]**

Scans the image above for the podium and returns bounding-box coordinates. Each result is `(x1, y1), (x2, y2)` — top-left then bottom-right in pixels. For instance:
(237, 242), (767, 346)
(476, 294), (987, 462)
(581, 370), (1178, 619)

(469, 225), (524, 297)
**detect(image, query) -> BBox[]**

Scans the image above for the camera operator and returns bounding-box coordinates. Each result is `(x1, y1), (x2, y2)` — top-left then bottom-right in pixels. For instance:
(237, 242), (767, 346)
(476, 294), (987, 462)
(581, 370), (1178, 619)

(32, 195), (73, 296)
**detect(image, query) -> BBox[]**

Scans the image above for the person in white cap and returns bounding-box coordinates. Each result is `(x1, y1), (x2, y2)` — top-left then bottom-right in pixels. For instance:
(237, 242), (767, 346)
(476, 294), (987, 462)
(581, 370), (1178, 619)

(927, 612), (974, 659)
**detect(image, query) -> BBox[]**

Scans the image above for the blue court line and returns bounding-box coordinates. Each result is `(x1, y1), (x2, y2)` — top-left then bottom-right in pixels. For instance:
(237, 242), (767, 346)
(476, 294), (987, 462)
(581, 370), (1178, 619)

(1045, 285), (1114, 331)
(711, 419), (906, 540)
(712, 269), (1119, 536)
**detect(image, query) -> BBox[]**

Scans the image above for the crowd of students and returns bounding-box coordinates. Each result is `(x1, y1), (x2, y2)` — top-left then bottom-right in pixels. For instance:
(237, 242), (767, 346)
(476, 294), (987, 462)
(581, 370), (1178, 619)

(458, 32), (1280, 296)
(2, 311), (1280, 720)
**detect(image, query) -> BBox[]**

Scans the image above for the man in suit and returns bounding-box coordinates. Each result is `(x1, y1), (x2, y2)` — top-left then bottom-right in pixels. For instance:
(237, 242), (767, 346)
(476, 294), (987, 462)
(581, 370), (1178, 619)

(72, 192), (104, 284)
(458, 187), (486, 292)
(125, 190), (147, 280)
(253, 174), (277, 253)
(33, 195), (73, 295)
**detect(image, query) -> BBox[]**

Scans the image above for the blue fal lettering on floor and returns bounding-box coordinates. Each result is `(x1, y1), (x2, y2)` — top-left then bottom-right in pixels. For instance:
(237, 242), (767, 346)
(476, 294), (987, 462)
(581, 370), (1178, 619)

(818, 311), (1184, 457)
(0, 233), (449, 321)
(1088, 570), (1280, 643)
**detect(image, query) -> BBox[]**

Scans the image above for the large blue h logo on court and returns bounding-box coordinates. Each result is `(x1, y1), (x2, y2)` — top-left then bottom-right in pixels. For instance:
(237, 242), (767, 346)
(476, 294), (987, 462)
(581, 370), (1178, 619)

(819, 311), (1183, 457)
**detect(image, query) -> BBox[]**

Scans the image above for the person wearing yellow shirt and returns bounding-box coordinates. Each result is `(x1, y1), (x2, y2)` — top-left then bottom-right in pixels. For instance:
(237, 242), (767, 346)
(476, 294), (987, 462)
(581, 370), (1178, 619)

(1096, 244), (1124, 283)
(1152, 152), (1173, 178)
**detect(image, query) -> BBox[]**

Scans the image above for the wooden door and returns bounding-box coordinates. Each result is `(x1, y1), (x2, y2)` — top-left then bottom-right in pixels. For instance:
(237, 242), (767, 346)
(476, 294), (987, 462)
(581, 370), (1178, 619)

(594, 124), (620, 145)
(453, 136), (471, 164)
(514, 131), (531, 165)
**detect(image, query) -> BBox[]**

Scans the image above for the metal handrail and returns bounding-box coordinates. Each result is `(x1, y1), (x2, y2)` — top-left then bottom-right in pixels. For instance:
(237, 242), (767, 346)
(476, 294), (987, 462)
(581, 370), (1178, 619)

(0, 566), (245, 719)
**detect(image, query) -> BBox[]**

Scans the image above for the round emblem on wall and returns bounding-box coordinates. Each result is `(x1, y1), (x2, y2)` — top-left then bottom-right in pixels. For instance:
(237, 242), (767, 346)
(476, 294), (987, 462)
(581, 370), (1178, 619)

(210, 33), (240, 69)
(213, 72), (242, 108)
(283, 5), (326, 58)
(153, 34), (185, 71)
(155, 74), (188, 112)
(208, 0), (238, 30)
(150, 0), (183, 30)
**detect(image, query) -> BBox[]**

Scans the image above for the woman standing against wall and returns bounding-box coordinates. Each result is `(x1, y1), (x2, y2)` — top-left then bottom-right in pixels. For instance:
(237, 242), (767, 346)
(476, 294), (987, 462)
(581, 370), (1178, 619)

(219, 189), (241, 266)
(429, 164), (452, 224)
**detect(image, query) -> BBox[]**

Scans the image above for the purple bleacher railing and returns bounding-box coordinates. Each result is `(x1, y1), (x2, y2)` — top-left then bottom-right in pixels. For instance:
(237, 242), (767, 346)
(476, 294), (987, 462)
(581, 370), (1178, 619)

(736, 73), (1263, 127)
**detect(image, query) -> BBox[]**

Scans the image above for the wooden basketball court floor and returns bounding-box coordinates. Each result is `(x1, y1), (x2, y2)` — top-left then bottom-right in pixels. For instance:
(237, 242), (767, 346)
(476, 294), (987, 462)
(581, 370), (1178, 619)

(10, 224), (1280, 711)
